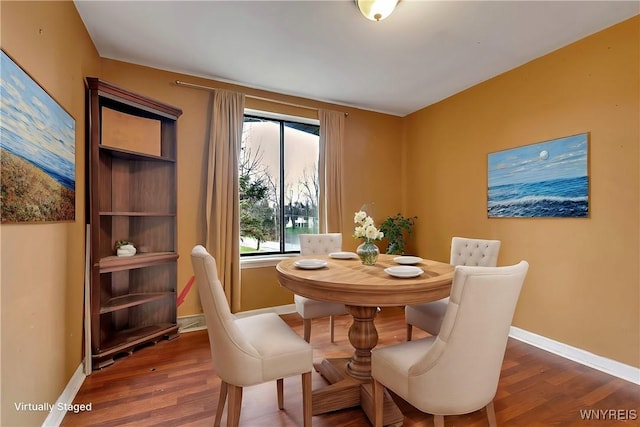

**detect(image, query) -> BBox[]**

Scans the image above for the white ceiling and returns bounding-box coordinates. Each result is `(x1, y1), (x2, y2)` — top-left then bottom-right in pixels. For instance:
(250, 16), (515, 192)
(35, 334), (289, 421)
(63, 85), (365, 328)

(73, 1), (639, 117)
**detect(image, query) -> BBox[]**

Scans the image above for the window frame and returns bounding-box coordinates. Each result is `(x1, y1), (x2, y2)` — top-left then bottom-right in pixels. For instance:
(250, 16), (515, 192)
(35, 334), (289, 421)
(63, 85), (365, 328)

(240, 109), (320, 257)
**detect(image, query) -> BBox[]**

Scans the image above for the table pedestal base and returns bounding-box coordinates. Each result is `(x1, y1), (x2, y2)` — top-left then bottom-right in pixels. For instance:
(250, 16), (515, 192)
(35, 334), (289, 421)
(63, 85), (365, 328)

(313, 358), (403, 427)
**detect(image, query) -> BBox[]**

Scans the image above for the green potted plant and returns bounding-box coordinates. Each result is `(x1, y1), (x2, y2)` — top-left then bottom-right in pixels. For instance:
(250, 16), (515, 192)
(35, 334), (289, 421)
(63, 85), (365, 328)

(379, 213), (417, 255)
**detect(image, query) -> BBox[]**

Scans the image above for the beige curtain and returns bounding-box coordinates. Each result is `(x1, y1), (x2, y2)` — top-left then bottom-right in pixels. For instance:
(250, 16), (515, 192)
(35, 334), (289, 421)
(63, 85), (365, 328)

(318, 109), (344, 233)
(205, 89), (245, 312)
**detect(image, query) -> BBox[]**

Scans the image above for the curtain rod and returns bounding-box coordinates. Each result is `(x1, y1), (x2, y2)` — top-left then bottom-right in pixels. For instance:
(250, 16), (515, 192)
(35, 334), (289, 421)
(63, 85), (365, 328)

(175, 80), (348, 117)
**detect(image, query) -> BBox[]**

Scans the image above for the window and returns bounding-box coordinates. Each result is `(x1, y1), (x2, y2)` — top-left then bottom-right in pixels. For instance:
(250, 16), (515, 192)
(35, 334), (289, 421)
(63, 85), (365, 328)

(240, 111), (320, 255)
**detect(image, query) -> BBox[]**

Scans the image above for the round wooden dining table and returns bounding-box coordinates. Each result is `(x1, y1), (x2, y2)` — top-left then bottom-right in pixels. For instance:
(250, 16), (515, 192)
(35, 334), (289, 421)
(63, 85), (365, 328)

(276, 254), (454, 426)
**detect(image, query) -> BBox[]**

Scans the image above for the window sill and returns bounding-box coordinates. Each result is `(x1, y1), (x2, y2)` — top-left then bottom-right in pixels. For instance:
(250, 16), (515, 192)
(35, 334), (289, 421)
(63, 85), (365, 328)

(240, 254), (298, 269)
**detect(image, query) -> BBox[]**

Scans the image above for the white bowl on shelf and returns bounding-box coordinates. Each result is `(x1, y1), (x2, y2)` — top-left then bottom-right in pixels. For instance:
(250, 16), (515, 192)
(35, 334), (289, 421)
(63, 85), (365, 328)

(116, 245), (137, 257)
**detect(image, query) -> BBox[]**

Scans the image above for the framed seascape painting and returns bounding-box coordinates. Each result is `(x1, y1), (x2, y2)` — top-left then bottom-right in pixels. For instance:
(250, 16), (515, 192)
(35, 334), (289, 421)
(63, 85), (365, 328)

(487, 133), (589, 218)
(0, 50), (76, 223)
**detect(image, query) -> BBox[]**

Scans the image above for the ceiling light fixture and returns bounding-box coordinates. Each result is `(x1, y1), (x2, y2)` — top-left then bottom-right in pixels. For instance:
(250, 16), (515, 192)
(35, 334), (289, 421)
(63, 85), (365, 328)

(356, 0), (399, 22)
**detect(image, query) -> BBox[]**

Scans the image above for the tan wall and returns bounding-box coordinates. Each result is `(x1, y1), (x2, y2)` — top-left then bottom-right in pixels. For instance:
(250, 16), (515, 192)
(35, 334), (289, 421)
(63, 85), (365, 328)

(241, 267), (294, 311)
(404, 16), (639, 368)
(0, 1), (101, 425)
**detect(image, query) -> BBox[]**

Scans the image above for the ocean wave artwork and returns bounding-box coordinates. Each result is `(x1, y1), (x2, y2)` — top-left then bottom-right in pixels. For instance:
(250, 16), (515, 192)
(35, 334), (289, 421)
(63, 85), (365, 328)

(488, 134), (589, 218)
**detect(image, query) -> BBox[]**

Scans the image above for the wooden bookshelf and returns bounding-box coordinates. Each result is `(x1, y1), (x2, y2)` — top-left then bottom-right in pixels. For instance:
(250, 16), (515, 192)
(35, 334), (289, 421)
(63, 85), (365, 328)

(86, 77), (182, 369)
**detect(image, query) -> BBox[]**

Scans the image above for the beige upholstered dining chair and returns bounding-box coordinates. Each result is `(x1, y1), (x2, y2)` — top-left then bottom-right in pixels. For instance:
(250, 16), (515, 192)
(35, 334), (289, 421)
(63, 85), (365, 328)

(405, 237), (501, 340)
(295, 233), (348, 342)
(372, 261), (529, 427)
(190, 245), (313, 427)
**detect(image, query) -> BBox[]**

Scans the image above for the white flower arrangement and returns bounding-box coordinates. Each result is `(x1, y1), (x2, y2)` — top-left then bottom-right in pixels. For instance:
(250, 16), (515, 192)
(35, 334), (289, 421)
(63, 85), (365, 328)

(353, 210), (384, 242)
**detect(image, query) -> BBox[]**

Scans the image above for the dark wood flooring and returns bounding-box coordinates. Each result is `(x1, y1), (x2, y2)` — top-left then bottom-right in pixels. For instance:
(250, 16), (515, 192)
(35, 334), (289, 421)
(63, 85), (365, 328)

(62, 307), (639, 426)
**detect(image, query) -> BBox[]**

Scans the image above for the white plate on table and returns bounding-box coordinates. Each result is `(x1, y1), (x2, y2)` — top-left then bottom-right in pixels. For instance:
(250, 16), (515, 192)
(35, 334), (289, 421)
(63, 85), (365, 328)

(329, 251), (358, 260)
(384, 266), (424, 278)
(393, 256), (423, 265)
(294, 259), (328, 270)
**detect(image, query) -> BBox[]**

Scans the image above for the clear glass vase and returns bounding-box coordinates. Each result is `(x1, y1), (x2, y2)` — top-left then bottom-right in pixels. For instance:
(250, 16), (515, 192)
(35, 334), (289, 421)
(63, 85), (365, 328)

(357, 240), (380, 266)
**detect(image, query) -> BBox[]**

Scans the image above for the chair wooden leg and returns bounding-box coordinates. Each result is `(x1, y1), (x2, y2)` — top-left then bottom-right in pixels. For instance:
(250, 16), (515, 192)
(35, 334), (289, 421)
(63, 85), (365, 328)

(329, 315), (335, 342)
(303, 319), (311, 342)
(486, 401), (497, 427)
(277, 378), (284, 410)
(227, 384), (243, 427)
(406, 323), (413, 341)
(214, 381), (228, 427)
(372, 378), (384, 427)
(302, 371), (312, 427)
(433, 414), (444, 427)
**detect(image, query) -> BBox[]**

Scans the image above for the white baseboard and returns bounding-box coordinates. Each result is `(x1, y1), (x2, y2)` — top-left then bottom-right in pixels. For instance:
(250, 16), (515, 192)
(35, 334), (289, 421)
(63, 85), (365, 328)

(42, 363), (86, 427)
(178, 304), (297, 332)
(234, 303), (297, 318)
(177, 313), (207, 333)
(509, 326), (640, 385)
